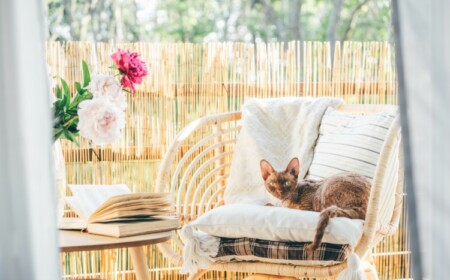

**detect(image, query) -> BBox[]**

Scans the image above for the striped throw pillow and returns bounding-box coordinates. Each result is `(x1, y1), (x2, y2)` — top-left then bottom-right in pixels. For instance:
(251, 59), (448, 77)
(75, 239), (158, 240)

(306, 108), (396, 181)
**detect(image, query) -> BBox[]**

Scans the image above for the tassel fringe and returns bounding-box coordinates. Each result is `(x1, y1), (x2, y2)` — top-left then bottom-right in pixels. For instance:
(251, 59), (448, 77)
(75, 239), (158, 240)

(180, 226), (220, 276)
(337, 253), (367, 280)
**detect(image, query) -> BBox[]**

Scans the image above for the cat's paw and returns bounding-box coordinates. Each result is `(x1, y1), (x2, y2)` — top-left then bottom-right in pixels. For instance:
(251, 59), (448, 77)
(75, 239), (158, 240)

(304, 244), (318, 251)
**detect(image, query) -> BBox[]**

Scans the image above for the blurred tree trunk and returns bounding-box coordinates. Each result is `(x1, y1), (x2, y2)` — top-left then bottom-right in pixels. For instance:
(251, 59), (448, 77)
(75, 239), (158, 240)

(131, 0), (140, 41)
(48, 4), (64, 41)
(341, 0), (370, 41)
(79, 1), (93, 41)
(113, 0), (124, 42)
(290, 0), (302, 41)
(90, 0), (102, 41)
(327, 0), (343, 60)
(61, 0), (80, 40)
(327, 0), (343, 43)
(222, 0), (233, 41)
(259, 0), (286, 42)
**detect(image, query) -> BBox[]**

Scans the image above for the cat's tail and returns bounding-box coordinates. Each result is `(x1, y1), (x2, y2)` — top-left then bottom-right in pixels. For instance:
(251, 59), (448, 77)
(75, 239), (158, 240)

(305, 206), (336, 251)
(306, 205), (365, 251)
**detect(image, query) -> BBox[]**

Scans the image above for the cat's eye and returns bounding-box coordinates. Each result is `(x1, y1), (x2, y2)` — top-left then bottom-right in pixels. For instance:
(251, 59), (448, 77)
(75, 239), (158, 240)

(269, 182), (275, 187)
(284, 182), (291, 187)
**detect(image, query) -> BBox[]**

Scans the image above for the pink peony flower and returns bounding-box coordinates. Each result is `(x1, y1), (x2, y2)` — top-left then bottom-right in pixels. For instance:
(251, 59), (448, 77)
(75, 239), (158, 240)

(88, 74), (127, 110)
(77, 96), (126, 145)
(111, 49), (148, 93)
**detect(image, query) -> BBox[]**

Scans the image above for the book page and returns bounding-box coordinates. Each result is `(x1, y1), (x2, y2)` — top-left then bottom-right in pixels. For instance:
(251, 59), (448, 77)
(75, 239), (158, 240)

(93, 195), (171, 215)
(94, 203), (173, 218)
(64, 196), (87, 221)
(69, 184), (131, 220)
(58, 217), (87, 230)
(89, 209), (176, 223)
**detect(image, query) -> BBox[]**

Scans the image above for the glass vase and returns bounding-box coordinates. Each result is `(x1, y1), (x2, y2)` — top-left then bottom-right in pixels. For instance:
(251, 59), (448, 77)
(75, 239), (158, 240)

(52, 139), (66, 220)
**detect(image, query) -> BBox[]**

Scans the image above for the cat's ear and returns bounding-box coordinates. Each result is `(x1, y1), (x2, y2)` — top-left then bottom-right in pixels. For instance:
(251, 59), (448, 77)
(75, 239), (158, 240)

(260, 159), (275, 181)
(286, 157), (300, 178)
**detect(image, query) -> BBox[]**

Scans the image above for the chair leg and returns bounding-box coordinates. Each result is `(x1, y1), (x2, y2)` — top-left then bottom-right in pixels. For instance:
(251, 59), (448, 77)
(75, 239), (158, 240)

(243, 275), (297, 280)
(363, 253), (379, 280)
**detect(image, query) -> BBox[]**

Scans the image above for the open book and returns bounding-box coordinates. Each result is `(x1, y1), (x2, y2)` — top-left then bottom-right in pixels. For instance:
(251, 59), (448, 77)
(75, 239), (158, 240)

(59, 184), (180, 237)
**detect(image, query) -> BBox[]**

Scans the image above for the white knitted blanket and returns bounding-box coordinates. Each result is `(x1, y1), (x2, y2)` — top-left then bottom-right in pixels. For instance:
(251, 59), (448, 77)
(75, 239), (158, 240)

(223, 97), (343, 205)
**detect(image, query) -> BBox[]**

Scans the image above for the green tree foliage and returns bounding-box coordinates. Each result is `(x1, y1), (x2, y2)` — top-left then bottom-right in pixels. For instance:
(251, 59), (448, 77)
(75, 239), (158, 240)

(45, 0), (392, 43)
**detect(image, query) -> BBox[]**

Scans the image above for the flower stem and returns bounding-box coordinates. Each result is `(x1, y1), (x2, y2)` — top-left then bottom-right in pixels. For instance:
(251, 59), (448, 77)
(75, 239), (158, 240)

(91, 147), (102, 162)
(89, 140), (102, 183)
(63, 116), (78, 127)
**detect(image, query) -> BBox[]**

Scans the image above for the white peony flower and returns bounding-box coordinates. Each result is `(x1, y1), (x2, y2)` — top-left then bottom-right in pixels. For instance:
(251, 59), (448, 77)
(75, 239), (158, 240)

(77, 96), (126, 145)
(88, 74), (127, 110)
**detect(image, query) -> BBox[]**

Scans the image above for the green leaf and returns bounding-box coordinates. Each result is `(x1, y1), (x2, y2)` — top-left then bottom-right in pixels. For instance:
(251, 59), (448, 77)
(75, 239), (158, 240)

(67, 123), (79, 133)
(68, 90), (92, 110)
(63, 130), (73, 141)
(55, 85), (62, 99)
(62, 129), (79, 146)
(68, 94), (81, 110)
(60, 78), (71, 108)
(61, 95), (68, 109)
(72, 139), (80, 147)
(74, 81), (82, 93)
(53, 128), (64, 141)
(53, 115), (63, 127)
(82, 61), (91, 87)
(67, 108), (78, 116)
(63, 116), (78, 128)
(54, 94), (64, 113)
(80, 92), (93, 102)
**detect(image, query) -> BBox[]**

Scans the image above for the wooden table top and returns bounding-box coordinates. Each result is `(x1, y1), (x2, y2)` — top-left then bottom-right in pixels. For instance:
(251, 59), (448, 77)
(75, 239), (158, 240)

(59, 230), (173, 253)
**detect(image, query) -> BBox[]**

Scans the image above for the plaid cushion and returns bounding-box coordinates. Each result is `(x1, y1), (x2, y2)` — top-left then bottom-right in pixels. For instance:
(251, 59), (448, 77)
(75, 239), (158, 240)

(216, 237), (351, 262)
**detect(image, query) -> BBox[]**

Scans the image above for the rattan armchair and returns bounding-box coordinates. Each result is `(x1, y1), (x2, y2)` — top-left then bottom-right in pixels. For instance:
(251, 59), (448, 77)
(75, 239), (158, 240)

(155, 104), (404, 280)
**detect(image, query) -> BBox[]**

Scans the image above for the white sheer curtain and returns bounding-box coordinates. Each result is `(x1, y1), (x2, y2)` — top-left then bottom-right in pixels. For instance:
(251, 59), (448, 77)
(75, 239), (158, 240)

(395, 0), (450, 278)
(0, 0), (60, 279)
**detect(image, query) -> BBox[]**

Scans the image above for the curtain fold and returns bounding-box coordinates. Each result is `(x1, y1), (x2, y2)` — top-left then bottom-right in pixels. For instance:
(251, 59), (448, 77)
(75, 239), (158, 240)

(395, 0), (450, 278)
(0, 0), (60, 279)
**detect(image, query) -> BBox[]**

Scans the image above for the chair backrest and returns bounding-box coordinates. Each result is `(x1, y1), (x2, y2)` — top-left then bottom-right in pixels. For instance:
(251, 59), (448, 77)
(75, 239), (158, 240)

(156, 111), (242, 222)
(335, 105), (403, 257)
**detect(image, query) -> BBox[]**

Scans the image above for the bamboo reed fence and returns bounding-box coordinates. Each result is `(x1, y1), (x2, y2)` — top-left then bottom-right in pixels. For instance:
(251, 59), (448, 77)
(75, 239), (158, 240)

(46, 41), (408, 280)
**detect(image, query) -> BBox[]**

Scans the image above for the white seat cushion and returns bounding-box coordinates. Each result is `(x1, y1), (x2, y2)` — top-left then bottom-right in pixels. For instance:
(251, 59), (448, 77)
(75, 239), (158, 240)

(188, 204), (364, 247)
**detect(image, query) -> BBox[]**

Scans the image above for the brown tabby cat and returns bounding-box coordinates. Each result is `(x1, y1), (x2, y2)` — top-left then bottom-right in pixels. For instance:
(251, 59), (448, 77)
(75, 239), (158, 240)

(260, 157), (370, 251)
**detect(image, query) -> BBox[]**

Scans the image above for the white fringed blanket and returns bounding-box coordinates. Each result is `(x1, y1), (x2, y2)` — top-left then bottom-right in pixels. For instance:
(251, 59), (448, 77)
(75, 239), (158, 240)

(223, 97), (343, 205)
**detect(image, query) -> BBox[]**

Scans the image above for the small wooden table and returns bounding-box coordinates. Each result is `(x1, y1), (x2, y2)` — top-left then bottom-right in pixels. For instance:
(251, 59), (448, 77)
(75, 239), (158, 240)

(59, 230), (172, 280)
